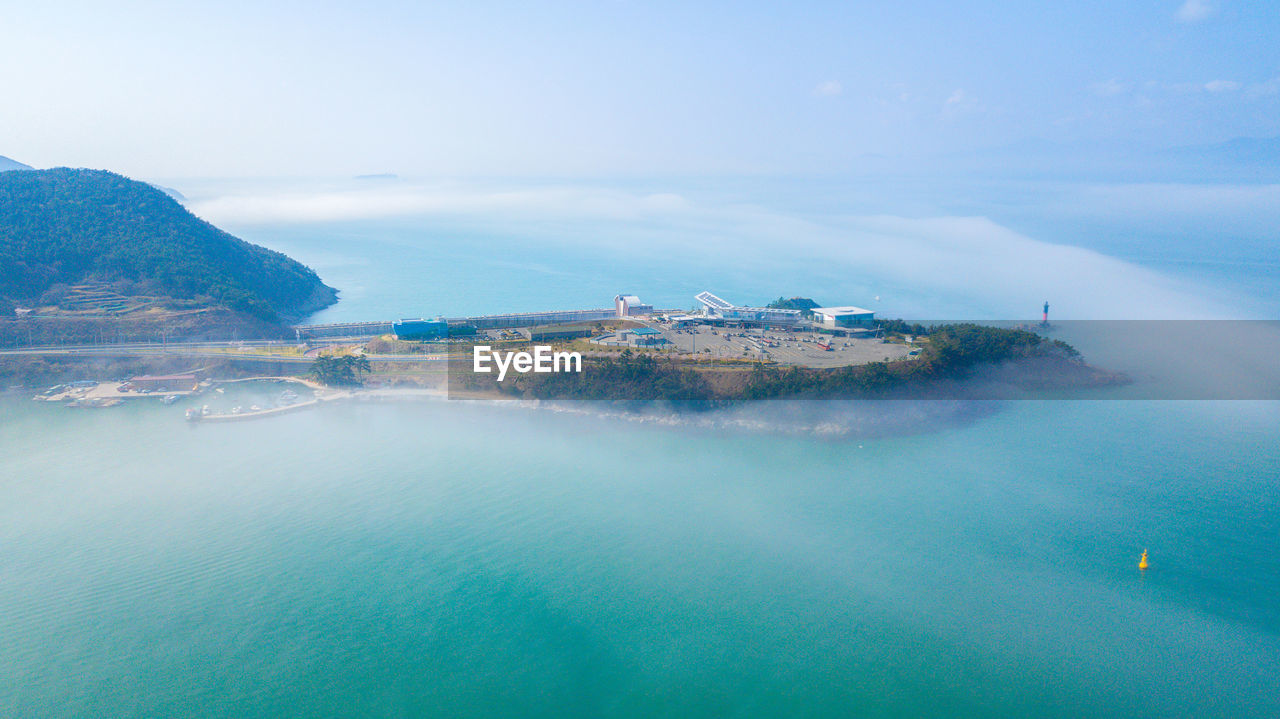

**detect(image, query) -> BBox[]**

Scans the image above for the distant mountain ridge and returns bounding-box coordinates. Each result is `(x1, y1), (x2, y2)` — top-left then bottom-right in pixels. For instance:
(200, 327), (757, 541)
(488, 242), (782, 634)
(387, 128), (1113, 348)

(150, 183), (187, 201)
(0, 155), (34, 172)
(0, 168), (337, 322)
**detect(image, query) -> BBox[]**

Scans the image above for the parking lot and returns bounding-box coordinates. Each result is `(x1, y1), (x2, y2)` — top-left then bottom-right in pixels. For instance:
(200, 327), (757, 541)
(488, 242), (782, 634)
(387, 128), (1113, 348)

(658, 323), (914, 368)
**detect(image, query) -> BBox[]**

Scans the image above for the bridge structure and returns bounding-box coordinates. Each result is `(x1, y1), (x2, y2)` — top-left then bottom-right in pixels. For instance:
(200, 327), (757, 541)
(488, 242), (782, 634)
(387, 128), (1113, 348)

(292, 320), (394, 339)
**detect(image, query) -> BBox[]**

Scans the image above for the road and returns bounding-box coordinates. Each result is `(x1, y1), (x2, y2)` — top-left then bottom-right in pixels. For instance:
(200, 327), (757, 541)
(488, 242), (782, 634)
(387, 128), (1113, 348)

(2, 331), (911, 369)
(0, 340), (448, 365)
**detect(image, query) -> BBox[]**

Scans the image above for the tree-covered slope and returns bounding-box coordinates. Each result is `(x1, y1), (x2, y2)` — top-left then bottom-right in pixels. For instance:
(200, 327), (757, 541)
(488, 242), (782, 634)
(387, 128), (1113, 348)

(0, 168), (336, 321)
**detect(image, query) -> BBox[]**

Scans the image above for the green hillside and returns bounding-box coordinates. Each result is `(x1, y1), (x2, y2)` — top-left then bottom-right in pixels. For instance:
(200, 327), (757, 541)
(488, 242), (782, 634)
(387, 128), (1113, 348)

(0, 168), (336, 322)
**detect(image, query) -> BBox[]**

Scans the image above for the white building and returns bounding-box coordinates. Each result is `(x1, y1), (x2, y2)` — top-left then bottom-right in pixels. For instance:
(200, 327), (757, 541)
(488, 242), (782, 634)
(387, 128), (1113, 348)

(811, 306), (876, 328)
(615, 294), (653, 317)
(694, 291), (802, 326)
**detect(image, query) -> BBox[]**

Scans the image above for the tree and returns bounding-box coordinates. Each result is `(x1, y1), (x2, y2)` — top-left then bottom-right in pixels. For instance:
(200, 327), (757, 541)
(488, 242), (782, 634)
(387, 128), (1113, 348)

(766, 296), (820, 317)
(308, 353), (372, 386)
(350, 354), (372, 377)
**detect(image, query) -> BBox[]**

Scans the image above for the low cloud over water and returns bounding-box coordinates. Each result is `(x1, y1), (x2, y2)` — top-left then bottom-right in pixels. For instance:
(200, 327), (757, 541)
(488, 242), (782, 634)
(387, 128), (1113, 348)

(186, 179), (1250, 321)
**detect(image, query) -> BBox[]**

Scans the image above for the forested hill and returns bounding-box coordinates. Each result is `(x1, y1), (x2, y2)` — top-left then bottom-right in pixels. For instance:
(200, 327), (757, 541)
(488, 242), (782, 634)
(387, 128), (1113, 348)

(0, 168), (336, 322)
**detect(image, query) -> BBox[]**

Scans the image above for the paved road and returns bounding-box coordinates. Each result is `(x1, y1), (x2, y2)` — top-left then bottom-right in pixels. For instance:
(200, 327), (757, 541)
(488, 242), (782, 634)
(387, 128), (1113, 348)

(0, 342), (448, 365)
(1, 332), (910, 369)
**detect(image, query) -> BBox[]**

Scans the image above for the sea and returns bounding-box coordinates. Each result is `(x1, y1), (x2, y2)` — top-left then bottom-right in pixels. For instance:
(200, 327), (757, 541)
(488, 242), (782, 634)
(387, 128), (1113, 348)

(1, 174), (1277, 717)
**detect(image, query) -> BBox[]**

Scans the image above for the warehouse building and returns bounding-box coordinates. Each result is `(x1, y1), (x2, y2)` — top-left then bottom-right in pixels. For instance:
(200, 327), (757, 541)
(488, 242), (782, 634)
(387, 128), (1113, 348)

(128, 374), (199, 392)
(445, 308), (615, 331)
(518, 325), (596, 342)
(619, 327), (668, 346)
(592, 326), (671, 348)
(295, 321), (394, 339)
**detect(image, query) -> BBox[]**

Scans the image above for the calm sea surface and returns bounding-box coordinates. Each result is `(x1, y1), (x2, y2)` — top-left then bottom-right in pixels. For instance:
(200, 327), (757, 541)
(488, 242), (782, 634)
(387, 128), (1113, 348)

(1, 396), (1278, 717)
(3, 183), (1278, 716)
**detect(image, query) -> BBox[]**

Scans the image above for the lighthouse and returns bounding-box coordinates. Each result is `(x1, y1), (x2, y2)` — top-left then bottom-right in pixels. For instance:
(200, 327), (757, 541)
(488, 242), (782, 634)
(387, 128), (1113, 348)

(1042, 301), (1049, 326)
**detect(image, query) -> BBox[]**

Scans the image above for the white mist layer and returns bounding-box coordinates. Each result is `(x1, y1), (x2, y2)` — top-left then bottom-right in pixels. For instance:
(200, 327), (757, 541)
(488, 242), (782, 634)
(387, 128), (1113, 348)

(187, 181), (1250, 320)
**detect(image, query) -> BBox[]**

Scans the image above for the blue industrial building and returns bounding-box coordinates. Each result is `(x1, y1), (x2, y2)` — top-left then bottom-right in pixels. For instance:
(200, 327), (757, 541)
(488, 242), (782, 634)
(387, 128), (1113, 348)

(392, 318), (448, 340)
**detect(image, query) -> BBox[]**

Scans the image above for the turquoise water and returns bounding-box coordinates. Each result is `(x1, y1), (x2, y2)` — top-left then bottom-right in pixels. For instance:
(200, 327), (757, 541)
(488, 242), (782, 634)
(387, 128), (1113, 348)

(2, 397), (1278, 717)
(236, 218), (869, 323)
(4, 177), (1278, 715)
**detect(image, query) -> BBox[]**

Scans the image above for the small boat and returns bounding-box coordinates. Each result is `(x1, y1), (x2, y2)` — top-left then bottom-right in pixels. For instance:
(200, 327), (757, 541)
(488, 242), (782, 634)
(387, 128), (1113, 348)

(249, 405), (261, 412)
(215, 388), (225, 394)
(231, 406), (242, 415)
(161, 394), (179, 405)
(185, 408), (200, 421)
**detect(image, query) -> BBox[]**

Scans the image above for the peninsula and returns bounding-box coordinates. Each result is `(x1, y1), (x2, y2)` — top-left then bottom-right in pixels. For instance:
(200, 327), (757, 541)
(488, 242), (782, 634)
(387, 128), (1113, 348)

(0, 172), (1120, 404)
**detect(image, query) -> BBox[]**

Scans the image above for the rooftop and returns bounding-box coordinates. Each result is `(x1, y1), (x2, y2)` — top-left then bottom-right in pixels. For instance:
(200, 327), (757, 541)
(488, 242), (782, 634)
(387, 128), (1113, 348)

(732, 306), (801, 314)
(811, 306), (875, 316)
(695, 291), (735, 310)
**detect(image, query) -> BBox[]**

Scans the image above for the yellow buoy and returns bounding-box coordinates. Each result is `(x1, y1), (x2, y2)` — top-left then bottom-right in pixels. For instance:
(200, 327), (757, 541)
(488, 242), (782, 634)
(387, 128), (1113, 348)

(1138, 549), (1149, 571)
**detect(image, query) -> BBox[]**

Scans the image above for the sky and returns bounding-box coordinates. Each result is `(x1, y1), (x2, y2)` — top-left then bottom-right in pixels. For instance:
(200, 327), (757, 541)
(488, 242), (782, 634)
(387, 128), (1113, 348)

(4, 0), (1277, 320)
(3, 0), (1278, 179)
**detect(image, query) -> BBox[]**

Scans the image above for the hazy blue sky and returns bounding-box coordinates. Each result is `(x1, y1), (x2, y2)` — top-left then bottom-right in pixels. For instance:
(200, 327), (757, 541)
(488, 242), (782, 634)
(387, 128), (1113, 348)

(3, 0), (1277, 178)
